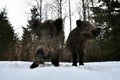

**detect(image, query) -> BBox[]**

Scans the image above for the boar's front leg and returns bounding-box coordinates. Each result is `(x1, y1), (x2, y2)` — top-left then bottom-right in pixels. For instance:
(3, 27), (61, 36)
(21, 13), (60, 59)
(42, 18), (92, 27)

(30, 49), (45, 69)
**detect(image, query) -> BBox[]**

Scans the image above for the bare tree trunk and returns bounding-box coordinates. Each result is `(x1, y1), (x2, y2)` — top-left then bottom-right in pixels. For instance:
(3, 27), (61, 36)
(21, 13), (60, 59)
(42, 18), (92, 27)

(87, 2), (90, 20)
(69, 0), (72, 31)
(26, 0), (43, 22)
(91, 0), (95, 19)
(91, 0), (94, 8)
(60, 0), (62, 18)
(53, 0), (63, 18)
(82, 0), (86, 21)
(40, 0), (42, 22)
(35, 0), (42, 22)
(58, 2), (60, 17)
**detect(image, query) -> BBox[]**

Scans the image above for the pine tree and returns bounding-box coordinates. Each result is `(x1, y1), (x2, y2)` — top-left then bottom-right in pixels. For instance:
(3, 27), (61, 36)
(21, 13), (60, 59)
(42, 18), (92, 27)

(93, 0), (120, 60)
(21, 27), (32, 61)
(28, 6), (39, 35)
(21, 7), (39, 61)
(0, 9), (16, 60)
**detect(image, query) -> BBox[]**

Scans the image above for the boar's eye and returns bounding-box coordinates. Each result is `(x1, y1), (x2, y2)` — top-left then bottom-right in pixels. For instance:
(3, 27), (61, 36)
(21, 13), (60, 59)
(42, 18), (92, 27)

(84, 24), (88, 27)
(47, 32), (54, 39)
(92, 28), (101, 37)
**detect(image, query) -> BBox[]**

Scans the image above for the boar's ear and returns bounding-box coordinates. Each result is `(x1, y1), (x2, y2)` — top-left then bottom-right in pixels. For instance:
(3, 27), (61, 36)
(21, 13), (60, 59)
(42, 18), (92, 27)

(53, 18), (63, 34)
(31, 19), (41, 36)
(31, 19), (40, 30)
(76, 19), (82, 27)
(92, 28), (101, 37)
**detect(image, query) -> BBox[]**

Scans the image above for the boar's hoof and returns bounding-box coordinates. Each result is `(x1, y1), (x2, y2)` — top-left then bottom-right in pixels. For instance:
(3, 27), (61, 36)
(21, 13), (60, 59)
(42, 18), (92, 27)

(72, 63), (77, 66)
(30, 62), (39, 69)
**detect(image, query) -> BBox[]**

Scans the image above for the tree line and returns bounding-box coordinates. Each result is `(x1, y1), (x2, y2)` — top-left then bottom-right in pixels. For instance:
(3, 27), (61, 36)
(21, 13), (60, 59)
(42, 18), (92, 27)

(0, 0), (120, 61)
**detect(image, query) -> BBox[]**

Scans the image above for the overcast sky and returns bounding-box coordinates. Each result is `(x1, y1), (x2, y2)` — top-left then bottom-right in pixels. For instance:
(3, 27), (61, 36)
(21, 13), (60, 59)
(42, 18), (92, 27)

(0, 0), (31, 38)
(0, 0), (79, 39)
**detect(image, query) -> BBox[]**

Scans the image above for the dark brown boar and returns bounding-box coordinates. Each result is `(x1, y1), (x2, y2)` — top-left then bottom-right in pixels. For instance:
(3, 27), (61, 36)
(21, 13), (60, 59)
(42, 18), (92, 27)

(30, 18), (64, 68)
(66, 19), (101, 66)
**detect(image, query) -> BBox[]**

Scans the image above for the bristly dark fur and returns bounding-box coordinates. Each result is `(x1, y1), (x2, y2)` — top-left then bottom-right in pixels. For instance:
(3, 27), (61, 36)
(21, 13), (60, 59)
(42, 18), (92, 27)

(30, 18), (64, 68)
(92, 28), (101, 37)
(30, 19), (41, 36)
(66, 19), (101, 66)
(53, 18), (63, 34)
(76, 19), (82, 27)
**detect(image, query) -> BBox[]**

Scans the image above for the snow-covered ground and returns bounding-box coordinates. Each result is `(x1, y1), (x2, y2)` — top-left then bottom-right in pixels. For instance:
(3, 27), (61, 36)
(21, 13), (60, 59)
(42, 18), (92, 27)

(0, 61), (120, 80)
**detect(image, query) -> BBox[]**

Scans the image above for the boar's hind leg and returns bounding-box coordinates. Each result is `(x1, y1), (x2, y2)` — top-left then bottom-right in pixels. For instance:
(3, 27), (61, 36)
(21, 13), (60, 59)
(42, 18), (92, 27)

(72, 51), (77, 66)
(79, 49), (84, 65)
(52, 58), (59, 66)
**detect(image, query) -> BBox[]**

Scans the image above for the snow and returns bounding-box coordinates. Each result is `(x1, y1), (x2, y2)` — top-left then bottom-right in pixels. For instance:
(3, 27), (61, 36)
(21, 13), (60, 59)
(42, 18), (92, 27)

(0, 61), (120, 80)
